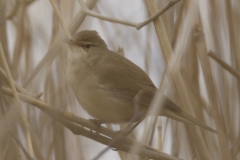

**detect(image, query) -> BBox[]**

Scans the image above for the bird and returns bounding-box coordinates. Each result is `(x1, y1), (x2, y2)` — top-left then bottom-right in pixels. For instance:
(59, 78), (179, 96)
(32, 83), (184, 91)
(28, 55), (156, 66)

(62, 30), (216, 134)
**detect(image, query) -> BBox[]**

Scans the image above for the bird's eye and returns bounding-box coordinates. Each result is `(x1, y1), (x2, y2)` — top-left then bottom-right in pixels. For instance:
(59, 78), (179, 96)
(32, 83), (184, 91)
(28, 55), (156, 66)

(85, 44), (92, 49)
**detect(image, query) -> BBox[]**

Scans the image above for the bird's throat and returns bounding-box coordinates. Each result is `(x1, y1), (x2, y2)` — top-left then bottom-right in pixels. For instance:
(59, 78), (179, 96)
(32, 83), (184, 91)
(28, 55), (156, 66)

(68, 47), (88, 65)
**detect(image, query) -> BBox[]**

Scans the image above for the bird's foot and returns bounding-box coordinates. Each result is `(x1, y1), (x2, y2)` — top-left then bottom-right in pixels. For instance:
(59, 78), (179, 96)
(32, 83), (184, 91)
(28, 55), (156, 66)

(89, 119), (104, 137)
(115, 130), (130, 138)
(89, 118), (104, 126)
(109, 130), (129, 151)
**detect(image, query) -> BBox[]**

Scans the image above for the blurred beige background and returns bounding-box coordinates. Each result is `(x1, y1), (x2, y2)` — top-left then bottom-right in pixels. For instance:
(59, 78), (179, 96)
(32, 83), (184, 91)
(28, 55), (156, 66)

(1, 0), (240, 160)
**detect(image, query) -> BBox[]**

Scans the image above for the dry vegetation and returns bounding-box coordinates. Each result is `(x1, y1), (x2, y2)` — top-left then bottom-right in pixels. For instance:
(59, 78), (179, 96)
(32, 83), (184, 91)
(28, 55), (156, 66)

(0, 0), (239, 160)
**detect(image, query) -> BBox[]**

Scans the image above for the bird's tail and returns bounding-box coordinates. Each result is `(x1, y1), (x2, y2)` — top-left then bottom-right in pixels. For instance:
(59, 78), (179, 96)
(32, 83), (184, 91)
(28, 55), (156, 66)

(162, 109), (217, 134)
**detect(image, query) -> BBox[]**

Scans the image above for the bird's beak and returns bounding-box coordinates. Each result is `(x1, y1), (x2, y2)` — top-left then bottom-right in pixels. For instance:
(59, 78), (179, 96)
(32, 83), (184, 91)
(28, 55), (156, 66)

(61, 38), (78, 46)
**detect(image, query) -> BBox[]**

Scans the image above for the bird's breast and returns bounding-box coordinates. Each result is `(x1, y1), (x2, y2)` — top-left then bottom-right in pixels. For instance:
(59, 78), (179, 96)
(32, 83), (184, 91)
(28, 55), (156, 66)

(66, 67), (135, 123)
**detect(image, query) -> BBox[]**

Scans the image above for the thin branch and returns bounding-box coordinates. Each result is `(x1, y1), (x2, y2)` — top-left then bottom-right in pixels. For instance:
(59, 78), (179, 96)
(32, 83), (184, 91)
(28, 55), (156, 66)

(5, 1), (20, 19)
(23, 0), (97, 87)
(49, 0), (71, 38)
(78, 0), (180, 30)
(11, 0), (27, 78)
(2, 86), (182, 160)
(0, 43), (34, 159)
(56, 116), (182, 160)
(92, 91), (144, 160)
(208, 51), (240, 80)
(144, 0), (213, 159)
(0, 68), (42, 99)
(195, 27), (233, 160)
(2, 86), (151, 149)
(11, 134), (33, 160)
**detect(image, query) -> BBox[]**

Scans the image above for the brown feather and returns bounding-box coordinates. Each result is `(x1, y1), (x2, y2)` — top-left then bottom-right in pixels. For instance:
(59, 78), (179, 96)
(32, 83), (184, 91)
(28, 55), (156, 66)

(65, 30), (217, 133)
(94, 50), (156, 106)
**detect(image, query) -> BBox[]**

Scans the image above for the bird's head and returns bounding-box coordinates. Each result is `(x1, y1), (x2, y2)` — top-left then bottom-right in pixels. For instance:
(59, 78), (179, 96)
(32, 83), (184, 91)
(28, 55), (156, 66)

(62, 30), (108, 66)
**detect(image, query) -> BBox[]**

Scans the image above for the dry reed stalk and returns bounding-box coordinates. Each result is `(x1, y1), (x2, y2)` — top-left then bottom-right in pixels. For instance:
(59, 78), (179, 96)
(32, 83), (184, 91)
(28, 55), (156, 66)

(23, 0), (97, 87)
(11, 1), (27, 79)
(2, 87), (183, 160)
(0, 0), (9, 62)
(49, 0), (71, 38)
(0, 43), (34, 159)
(144, 0), (213, 159)
(180, 28), (201, 159)
(172, 1), (202, 157)
(208, 52), (240, 80)
(77, 0), (179, 30)
(1, 0), (239, 159)
(195, 25), (232, 160)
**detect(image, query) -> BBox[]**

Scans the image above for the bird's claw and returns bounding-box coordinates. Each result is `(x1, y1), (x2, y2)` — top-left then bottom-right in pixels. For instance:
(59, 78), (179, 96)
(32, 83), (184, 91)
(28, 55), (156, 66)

(89, 119), (104, 137)
(89, 118), (104, 126)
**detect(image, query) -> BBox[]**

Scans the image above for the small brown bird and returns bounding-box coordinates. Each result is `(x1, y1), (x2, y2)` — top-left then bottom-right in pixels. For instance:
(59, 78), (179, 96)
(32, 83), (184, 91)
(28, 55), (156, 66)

(63, 30), (216, 133)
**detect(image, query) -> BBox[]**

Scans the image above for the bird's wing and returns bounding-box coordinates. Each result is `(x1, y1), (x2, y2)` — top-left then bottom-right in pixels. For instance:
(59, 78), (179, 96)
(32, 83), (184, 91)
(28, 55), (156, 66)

(94, 51), (157, 106)
(93, 52), (217, 133)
